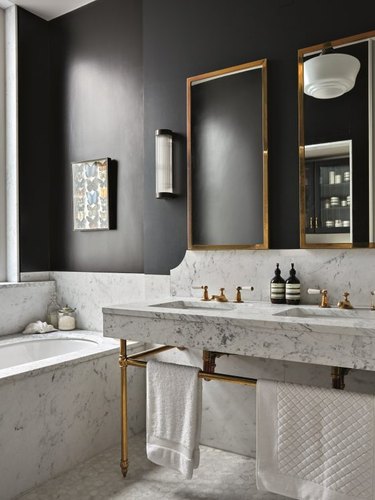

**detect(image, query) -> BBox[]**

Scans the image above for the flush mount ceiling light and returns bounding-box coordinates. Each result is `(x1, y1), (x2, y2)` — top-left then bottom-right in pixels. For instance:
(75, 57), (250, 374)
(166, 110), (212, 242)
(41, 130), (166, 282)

(304, 46), (361, 99)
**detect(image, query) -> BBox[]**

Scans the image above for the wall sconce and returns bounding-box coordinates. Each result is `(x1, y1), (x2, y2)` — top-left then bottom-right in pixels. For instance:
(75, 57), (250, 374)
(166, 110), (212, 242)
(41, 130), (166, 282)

(155, 129), (175, 199)
(304, 46), (361, 99)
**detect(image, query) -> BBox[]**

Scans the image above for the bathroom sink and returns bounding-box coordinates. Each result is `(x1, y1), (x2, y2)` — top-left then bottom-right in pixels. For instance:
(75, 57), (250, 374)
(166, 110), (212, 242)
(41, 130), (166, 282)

(150, 300), (236, 312)
(274, 307), (374, 320)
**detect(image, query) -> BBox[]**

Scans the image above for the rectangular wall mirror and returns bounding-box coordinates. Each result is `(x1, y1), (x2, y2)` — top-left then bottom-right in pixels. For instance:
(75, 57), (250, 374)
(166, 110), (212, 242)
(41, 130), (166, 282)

(187, 59), (268, 249)
(299, 30), (375, 248)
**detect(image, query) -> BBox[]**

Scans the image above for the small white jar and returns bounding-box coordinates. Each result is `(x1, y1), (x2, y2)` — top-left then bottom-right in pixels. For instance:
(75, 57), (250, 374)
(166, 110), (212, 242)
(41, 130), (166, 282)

(58, 305), (76, 331)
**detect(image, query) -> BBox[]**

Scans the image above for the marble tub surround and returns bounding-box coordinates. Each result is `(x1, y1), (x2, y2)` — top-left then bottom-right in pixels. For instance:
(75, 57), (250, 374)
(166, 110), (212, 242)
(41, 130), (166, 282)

(50, 271), (171, 331)
(0, 332), (145, 500)
(0, 281), (55, 336)
(171, 249), (375, 307)
(103, 299), (375, 371)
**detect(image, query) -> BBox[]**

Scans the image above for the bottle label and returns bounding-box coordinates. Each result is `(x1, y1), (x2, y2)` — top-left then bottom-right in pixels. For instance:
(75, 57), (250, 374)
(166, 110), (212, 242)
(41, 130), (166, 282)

(271, 283), (285, 299)
(286, 283), (300, 300)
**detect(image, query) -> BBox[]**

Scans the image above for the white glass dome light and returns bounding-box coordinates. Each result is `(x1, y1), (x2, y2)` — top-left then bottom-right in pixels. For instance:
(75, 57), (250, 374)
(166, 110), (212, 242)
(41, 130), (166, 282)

(304, 52), (361, 99)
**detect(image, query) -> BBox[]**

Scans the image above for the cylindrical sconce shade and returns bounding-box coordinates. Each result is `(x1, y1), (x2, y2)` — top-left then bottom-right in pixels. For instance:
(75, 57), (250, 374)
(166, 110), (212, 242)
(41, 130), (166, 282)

(155, 129), (174, 198)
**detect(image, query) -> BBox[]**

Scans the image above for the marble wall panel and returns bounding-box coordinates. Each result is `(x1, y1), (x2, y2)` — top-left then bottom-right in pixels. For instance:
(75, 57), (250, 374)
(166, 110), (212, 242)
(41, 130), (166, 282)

(0, 281), (55, 336)
(171, 249), (375, 307)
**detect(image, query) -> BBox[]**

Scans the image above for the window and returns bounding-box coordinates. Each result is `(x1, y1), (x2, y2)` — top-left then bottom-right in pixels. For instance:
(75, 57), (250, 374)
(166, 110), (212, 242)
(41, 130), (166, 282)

(0, 5), (18, 282)
(0, 7), (6, 281)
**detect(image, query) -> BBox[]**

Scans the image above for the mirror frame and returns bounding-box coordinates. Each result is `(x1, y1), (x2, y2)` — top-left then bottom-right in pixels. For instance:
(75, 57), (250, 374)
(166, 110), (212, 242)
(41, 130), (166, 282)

(187, 59), (269, 250)
(298, 29), (375, 249)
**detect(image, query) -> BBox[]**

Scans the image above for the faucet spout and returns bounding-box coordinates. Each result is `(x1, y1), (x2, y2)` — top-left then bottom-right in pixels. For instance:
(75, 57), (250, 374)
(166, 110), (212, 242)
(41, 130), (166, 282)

(338, 292), (353, 309)
(211, 288), (228, 302)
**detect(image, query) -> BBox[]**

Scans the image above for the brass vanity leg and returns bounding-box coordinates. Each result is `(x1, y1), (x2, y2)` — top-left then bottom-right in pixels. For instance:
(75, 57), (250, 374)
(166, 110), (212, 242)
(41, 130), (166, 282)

(331, 367), (350, 390)
(119, 339), (129, 477)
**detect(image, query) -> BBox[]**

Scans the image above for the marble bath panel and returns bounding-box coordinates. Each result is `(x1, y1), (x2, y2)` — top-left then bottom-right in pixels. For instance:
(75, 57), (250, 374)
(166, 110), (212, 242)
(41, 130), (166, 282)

(170, 249), (375, 307)
(0, 281), (55, 336)
(51, 271), (146, 331)
(0, 350), (145, 500)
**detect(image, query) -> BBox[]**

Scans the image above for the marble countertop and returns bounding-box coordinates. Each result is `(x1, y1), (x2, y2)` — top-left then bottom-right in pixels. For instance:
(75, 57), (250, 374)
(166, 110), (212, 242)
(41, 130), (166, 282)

(103, 298), (375, 371)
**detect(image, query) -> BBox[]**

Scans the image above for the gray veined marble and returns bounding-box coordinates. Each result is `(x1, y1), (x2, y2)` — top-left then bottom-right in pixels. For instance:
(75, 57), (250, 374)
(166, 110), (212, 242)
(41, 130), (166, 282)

(50, 271), (171, 331)
(0, 281), (55, 336)
(170, 249), (375, 307)
(103, 299), (375, 371)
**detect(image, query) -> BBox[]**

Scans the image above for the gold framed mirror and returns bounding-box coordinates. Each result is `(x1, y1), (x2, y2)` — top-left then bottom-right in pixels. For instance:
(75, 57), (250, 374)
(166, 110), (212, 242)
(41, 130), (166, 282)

(299, 30), (375, 249)
(187, 59), (268, 250)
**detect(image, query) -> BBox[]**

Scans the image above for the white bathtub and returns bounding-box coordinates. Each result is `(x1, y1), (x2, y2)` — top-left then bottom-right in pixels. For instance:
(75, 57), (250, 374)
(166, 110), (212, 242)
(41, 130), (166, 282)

(0, 336), (98, 370)
(0, 331), (145, 500)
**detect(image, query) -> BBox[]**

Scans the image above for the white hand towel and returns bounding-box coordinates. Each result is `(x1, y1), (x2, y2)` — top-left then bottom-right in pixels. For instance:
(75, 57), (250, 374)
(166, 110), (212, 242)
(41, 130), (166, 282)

(146, 359), (202, 479)
(256, 380), (375, 500)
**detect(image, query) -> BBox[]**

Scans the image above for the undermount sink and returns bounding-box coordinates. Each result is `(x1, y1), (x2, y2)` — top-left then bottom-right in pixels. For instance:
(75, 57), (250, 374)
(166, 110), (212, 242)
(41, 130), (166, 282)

(274, 307), (373, 320)
(150, 300), (236, 311)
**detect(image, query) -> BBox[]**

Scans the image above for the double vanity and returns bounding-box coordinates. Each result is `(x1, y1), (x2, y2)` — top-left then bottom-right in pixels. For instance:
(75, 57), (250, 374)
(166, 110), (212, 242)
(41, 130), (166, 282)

(103, 297), (375, 372)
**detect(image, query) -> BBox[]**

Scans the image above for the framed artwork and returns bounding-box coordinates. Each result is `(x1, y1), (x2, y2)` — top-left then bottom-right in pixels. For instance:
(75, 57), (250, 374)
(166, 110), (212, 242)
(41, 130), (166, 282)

(72, 158), (111, 231)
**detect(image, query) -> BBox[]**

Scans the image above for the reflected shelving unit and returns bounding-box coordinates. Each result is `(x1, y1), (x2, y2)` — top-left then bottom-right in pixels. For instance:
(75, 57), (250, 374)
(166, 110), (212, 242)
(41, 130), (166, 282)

(304, 140), (352, 245)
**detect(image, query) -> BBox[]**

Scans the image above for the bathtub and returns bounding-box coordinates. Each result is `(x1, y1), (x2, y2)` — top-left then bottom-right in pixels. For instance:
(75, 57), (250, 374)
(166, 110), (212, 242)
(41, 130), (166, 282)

(0, 331), (146, 499)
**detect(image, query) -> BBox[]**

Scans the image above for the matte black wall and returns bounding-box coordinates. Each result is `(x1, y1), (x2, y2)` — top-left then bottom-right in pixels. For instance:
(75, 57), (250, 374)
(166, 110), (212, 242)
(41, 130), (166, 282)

(18, 0), (375, 274)
(143, 0), (375, 274)
(18, 9), (50, 271)
(49, 0), (144, 272)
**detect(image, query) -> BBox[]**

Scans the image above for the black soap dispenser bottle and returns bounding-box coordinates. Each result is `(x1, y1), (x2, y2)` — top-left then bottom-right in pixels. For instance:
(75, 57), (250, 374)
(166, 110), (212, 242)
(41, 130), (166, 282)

(270, 263), (286, 304)
(285, 263), (301, 305)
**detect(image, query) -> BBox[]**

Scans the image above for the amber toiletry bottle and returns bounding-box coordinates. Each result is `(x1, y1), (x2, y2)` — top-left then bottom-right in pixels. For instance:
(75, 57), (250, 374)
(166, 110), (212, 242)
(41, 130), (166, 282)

(285, 263), (301, 305)
(270, 263), (286, 304)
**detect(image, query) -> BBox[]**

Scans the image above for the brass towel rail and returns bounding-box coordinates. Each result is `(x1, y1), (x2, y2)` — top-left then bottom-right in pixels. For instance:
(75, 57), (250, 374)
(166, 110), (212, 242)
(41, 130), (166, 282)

(127, 358), (257, 386)
(118, 339), (349, 478)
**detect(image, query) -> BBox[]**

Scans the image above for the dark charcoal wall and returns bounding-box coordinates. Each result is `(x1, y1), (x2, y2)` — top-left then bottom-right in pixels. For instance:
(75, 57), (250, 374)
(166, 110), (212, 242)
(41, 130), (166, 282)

(143, 0), (375, 274)
(18, 0), (375, 274)
(49, 0), (144, 272)
(18, 9), (50, 271)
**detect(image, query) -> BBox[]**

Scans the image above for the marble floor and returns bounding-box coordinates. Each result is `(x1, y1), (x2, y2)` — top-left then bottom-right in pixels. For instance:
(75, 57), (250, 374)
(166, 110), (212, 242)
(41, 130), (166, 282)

(19, 434), (287, 500)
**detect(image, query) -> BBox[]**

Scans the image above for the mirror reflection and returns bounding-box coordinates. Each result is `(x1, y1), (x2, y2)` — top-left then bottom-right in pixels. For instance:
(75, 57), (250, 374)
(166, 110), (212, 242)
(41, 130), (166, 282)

(187, 60), (268, 249)
(299, 31), (375, 248)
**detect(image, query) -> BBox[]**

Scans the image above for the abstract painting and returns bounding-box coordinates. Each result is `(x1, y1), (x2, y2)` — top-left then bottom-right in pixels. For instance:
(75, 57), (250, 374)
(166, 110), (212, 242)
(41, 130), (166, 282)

(72, 158), (111, 231)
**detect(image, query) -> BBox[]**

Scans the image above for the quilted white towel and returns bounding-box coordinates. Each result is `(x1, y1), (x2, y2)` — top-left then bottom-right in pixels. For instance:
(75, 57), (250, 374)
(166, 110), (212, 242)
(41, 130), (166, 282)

(256, 380), (375, 500)
(146, 359), (202, 479)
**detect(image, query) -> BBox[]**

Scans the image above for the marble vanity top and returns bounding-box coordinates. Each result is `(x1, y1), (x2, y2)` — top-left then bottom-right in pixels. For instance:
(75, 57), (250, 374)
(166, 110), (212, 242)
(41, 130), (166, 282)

(103, 299), (375, 371)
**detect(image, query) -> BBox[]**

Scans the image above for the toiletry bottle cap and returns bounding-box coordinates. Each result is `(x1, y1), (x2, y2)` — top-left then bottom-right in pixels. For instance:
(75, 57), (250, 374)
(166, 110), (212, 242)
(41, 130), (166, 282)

(59, 305), (76, 314)
(290, 263), (296, 276)
(275, 263), (281, 276)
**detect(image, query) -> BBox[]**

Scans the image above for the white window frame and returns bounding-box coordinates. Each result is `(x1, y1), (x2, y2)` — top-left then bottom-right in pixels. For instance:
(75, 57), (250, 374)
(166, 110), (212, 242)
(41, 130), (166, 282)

(0, 7), (6, 281)
(0, 3), (19, 282)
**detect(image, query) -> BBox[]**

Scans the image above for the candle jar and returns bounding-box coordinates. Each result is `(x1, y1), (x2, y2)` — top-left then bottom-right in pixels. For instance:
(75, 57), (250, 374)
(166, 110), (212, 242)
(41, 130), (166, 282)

(58, 305), (76, 331)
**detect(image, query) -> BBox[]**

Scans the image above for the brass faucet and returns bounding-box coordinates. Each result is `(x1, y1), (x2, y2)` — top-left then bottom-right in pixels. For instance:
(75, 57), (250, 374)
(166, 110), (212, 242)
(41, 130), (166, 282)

(320, 289), (330, 308)
(308, 288), (330, 307)
(200, 285), (210, 302)
(211, 288), (228, 302)
(234, 286), (254, 303)
(338, 292), (353, 309)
